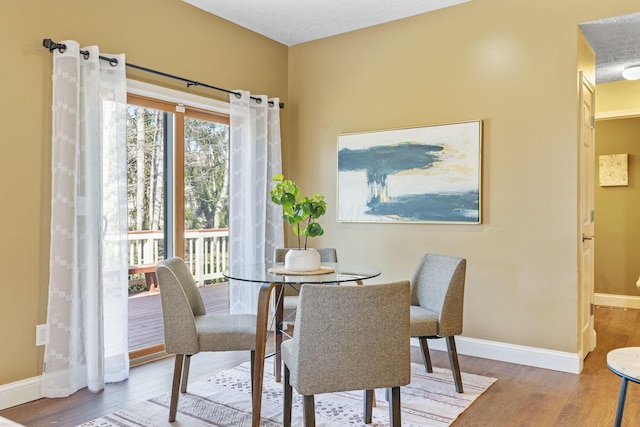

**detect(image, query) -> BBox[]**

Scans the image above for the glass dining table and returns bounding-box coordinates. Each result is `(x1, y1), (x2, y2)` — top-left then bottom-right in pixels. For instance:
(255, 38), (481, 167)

(223, 262), (381, 427)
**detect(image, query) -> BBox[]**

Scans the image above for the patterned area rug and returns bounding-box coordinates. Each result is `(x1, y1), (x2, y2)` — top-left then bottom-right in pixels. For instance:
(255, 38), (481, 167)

(79, 361), (496, 426)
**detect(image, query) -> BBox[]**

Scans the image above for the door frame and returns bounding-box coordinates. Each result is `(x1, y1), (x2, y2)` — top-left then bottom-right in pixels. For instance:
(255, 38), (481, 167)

(578, 71), (596, 367)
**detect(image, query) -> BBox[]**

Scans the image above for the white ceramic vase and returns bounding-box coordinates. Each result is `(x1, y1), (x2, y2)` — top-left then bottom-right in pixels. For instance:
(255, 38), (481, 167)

(284, 248), (321, 272)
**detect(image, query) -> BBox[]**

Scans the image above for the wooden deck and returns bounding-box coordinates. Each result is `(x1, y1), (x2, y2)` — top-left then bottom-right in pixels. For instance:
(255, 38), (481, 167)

(128, 282), (229, 351)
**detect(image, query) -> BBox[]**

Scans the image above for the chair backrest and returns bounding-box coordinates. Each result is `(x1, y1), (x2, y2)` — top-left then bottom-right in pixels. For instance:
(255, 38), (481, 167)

(274, 247), (338, 263)
(288, 281), (411, 396)
(156, 257), (207, 355)
(410, 253), (466, 337)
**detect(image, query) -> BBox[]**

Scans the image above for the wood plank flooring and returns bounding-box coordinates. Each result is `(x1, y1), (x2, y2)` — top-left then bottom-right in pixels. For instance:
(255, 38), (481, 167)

(2, 305), (640, 426)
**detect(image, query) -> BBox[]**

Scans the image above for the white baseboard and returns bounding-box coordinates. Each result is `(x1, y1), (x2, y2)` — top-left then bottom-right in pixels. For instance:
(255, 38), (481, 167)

(411, 336), (581, 374)
(406, 296), (640, 373)
(0, 336), (582, 410)
(594, 293), (640, 309)
(0, 376), (42, 411)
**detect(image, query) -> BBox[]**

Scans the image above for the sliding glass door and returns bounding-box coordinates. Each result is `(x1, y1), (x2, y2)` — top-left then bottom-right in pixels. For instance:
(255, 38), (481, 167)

(126, 93), (230, 359)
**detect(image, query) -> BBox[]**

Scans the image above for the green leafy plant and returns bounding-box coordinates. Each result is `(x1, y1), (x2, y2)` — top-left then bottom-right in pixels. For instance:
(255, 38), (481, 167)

(270, 173), (327, 249)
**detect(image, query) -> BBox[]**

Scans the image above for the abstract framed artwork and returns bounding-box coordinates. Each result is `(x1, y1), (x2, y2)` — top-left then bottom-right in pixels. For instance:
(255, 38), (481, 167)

(337, 120), (482, 224)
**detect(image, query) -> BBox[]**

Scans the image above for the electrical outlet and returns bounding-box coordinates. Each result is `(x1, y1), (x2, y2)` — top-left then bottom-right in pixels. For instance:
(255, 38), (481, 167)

(36, 324), (49, 346)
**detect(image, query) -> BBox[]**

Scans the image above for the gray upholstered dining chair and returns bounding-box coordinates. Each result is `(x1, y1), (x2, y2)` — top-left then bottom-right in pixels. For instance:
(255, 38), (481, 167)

(274, 247), (338, 324)
(281, 280), (411, 427)
(156, 257), (257, 423)
(409, 253), (467, 393)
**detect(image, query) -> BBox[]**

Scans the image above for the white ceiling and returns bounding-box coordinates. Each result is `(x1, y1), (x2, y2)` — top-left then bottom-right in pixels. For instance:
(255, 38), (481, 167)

(184, 1), (640, 83)
(183, 0), (470, 46)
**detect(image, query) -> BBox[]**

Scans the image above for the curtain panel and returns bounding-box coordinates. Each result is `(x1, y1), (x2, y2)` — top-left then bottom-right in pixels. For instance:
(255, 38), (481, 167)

(42, 41), (129, 397)
(228, 91), (284, 314)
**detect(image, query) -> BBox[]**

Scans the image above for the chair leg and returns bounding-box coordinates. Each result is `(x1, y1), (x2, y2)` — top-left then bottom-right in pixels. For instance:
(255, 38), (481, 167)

(180, 354), (191, 393)
(274, 283), (284, 383)
(250, 350), (255, 395)
(446, 336), (464, 393)
(389, 386), (401, 427)
(419, 337), (433, 373)
(303, 395), (316, 427)
(169, 354), (184, 422)
(614, 377), (629, 427)
(284, 366), (293, 427)
(363, 390), (374, 423)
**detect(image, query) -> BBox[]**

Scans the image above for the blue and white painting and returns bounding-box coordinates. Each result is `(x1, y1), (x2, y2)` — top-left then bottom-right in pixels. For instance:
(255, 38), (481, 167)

(337, 120), (482, 223)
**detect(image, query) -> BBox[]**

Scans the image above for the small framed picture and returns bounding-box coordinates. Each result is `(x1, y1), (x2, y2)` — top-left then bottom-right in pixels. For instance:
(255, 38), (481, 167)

(599, 154), (628, 187)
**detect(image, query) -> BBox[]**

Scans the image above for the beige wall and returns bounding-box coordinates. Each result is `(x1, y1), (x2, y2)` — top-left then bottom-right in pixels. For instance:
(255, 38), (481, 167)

(0, 0), (288, 385)
(287, 0), (638, 355)
(2, 0), (639, 392)
(594, 118), (640, 296)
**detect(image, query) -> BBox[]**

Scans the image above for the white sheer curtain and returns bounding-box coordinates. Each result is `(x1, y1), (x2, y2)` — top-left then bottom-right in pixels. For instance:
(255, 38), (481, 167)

(42, 41), (129, 397)
(229, 91), (284, 314)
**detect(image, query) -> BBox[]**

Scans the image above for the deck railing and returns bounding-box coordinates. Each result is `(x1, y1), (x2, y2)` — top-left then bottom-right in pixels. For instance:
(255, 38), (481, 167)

(127, 228), (229, 286)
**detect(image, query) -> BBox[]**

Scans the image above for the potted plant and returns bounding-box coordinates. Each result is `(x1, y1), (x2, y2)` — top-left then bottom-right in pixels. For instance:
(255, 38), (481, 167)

(270, 173), (327, 271)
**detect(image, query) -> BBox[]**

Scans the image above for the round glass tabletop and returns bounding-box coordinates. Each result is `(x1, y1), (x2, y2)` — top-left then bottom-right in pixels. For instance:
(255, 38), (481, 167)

(223, 262), (381, 285)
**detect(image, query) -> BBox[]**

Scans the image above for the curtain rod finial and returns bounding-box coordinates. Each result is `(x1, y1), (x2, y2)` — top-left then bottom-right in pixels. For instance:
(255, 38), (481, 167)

(43, 38), (65, 53)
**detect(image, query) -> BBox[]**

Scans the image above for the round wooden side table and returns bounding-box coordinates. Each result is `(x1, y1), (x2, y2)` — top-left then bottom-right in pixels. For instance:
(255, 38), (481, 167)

(607, 347), (640, 426)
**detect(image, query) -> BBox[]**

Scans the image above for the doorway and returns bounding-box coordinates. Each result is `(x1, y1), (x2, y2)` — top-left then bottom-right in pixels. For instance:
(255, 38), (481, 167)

(578, 13), (640, 370)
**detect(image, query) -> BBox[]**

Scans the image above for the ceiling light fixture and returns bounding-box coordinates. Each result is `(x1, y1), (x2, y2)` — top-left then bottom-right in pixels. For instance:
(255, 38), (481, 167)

(622, 65), (640, 80)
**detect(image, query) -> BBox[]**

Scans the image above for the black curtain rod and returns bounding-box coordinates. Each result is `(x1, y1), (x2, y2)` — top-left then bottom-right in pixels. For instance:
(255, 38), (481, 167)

(43, 38), (284, 109)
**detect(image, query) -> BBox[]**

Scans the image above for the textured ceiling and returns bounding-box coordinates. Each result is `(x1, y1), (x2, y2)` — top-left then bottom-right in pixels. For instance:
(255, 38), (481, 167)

(580, 12), (640, 83)
(183, 0), (469, 46)
(184, 1), (639, 84)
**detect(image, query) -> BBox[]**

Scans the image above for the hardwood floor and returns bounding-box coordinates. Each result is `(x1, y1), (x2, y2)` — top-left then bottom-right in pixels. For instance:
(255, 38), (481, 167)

(2, 306), (640, 426)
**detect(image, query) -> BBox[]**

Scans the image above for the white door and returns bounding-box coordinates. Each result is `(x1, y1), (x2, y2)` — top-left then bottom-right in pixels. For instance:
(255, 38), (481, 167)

(579, 72), (596, 364)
